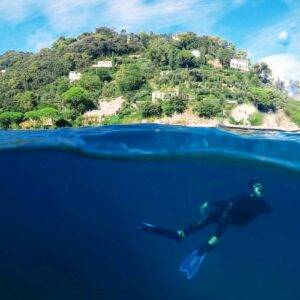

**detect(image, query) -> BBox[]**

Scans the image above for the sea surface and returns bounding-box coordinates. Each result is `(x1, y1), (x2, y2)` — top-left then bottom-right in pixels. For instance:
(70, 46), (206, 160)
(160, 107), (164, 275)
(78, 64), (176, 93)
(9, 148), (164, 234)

(0, 124), (300, 300)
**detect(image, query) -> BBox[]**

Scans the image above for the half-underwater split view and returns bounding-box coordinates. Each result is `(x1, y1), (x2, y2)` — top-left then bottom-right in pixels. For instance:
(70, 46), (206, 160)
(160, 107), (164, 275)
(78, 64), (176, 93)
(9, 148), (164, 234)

(1, 0), (300, 299)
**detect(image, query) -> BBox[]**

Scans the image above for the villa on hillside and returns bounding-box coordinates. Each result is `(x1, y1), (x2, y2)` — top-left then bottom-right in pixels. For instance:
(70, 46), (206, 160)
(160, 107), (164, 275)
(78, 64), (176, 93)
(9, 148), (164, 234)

(129, 54), (142, 59)
(92, 60), (113, 68)
(230, 59), (250, 72)
(82, 97), (124, 125)
(160, 70), (171, 76)
(191, 49), (201, 58)
(208, 58), (222, 69)
(0, 70), (5, 74)
(69, 71), (82, 83)
(152, 90), (188, 102)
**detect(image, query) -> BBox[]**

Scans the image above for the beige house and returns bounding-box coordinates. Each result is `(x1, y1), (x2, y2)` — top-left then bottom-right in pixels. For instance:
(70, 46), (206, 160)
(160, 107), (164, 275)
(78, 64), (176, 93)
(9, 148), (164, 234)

(129, 54), (142, 59)
(69, 71), (82, 83)
(83, 97), (125, 124)
(82, 110), (103, 124)
(208, 59), (222, 69)
(92, 60), (113, 68)
(160, 70), (171, 76)
(191, 50), (201, 58)
(152, 90), (179, 102)
(230, 59), (250, 72)
(0, 69), (5, 74)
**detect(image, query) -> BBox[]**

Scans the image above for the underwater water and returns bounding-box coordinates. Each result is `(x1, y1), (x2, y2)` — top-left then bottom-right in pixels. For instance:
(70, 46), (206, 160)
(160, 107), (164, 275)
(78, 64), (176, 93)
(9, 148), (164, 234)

(0, 124), (300, 300)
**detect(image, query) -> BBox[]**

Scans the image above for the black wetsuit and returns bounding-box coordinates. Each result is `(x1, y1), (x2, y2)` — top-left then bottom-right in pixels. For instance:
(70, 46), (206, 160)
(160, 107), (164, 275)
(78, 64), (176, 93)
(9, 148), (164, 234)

(184, 193), (272, 238)
(141, 193), (272, 252)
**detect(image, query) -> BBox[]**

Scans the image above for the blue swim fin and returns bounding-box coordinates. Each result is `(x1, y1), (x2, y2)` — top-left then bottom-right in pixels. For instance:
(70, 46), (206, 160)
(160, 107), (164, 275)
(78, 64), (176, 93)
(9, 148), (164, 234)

(179, 249), (207, 279)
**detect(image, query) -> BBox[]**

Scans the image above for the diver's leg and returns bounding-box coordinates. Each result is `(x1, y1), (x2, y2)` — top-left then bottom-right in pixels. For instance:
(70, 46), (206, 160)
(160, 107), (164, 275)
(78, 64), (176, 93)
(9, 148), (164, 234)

(182, 217), (213, 237)
(138, 216), (213, 242)
(138, 223), (185, 241)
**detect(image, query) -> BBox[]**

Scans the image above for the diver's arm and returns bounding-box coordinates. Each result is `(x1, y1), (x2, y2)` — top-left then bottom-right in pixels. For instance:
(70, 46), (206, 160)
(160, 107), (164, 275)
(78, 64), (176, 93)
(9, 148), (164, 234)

(201, 200), (227, 213)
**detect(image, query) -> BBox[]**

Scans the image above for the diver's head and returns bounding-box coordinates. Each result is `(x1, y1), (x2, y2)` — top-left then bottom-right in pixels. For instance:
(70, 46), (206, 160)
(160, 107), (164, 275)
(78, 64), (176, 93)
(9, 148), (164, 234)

(249, 178), (264, 198)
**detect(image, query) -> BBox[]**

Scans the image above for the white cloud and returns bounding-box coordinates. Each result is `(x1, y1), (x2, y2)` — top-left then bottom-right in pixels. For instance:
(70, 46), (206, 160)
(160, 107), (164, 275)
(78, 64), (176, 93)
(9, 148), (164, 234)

(27, 30), (57, 52)
(278, 30), (290, 45)
(0, 0), (251, 52)
(244, 1), (300, 61)
(104, 0), (227, 32)
(0, 0), (36, 22)
(260, 54), (300, 82)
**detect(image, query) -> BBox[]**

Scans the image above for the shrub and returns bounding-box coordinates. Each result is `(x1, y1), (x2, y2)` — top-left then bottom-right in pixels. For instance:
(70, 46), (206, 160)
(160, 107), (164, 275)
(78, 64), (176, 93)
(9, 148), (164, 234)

(162, 97), (187, 117)
(25, 107), (60, 120)
(140, 101), (163, 118)
(116, 64), (146, 92)
(102, 115), (122, 125)
(0, 111), (23, 129)
(193, 97), (222, 118)
(62, 86), (94, 114)
(249, 87), (284, 112)
(249, 112), (263, 126)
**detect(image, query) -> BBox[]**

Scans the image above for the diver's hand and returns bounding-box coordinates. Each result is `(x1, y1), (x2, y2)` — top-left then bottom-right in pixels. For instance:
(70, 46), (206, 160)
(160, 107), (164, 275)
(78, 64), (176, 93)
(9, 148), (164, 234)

(200, 201), (210, 215)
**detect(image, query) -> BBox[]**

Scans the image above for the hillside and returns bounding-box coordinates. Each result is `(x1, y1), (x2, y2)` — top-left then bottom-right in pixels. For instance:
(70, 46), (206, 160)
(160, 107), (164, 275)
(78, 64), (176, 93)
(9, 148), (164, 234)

(0, 27), (295, 130)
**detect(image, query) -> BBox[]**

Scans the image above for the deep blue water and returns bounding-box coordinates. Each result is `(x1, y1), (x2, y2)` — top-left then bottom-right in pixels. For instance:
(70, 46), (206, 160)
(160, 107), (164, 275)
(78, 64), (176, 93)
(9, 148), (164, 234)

(0, 124), (300, 300)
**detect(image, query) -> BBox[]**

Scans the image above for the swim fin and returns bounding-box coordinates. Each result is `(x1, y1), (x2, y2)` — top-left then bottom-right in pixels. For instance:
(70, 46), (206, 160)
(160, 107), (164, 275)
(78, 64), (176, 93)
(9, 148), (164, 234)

(179, 249), (207, 279)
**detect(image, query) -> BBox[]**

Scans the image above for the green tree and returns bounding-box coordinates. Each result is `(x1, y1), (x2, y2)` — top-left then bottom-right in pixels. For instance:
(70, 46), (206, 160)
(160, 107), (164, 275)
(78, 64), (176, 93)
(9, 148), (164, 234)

(249, 87), (283, 112)
(62, 86), (94, 114)
(116, 64), (145, 92)
(25, 107), (60, 120)
(77, 73), (103, 92)
(253, 62), (272, 84)
(13, 91), (37, 112)
(177, 50), (197, 68)
(175, 32), (199, 49)
(162, 97), (187, 117)
(193, 97), (222, 118)
(0, 111), (23, 129)
(140, 101), (163, 118)
(217, 47), (235, 66)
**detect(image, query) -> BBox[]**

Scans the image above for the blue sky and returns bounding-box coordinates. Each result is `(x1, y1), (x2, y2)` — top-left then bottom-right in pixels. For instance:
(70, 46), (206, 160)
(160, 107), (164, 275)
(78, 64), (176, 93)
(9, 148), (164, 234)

(0, 0), (300, 80)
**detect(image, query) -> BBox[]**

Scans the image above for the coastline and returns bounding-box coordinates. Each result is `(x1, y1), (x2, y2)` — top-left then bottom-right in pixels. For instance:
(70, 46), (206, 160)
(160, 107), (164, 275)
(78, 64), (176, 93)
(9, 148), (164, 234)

(156, 120), (300, 133)
(150, 110), (300, 133)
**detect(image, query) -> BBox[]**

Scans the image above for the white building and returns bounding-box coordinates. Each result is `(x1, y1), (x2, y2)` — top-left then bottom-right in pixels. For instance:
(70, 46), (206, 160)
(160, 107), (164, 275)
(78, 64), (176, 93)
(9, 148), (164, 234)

(92, 60), (113, 68)
(230, 59), (250, 72)
(69, 71), (82, 83)
(152, 90), (183, 102)
(0, 69), (6, 74)
(191, 50), (201, 58)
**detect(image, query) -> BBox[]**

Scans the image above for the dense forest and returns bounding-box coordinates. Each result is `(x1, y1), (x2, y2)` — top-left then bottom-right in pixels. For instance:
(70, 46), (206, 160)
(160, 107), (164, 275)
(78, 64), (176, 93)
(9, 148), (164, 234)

(0, 27), (293, 129)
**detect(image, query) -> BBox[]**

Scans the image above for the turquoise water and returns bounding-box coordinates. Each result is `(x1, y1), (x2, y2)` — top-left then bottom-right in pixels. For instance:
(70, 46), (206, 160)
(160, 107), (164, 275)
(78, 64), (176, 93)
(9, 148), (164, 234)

(0, 125), (299, 299)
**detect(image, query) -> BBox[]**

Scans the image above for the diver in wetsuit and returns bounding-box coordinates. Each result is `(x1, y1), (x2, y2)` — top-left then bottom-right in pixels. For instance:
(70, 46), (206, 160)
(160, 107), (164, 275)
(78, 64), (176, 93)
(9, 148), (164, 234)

(139, 179), (272, 264)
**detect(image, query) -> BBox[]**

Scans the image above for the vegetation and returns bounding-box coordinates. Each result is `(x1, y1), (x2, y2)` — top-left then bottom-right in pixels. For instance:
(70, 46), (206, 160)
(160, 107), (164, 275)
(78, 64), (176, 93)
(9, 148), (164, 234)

(284, 100), (300, 126)
(193, 96), (222, 118)
(0, 27), (290, 129)
(249, 112), (263, 126)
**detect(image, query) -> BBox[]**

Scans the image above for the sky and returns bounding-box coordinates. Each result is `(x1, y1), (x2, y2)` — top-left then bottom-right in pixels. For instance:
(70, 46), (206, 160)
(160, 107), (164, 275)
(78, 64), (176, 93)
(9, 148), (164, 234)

(0, 0), (300, 81)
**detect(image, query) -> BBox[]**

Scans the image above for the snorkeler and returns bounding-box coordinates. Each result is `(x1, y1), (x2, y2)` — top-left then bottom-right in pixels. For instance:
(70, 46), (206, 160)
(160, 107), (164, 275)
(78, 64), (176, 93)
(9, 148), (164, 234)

(138, 178), (272, 279)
